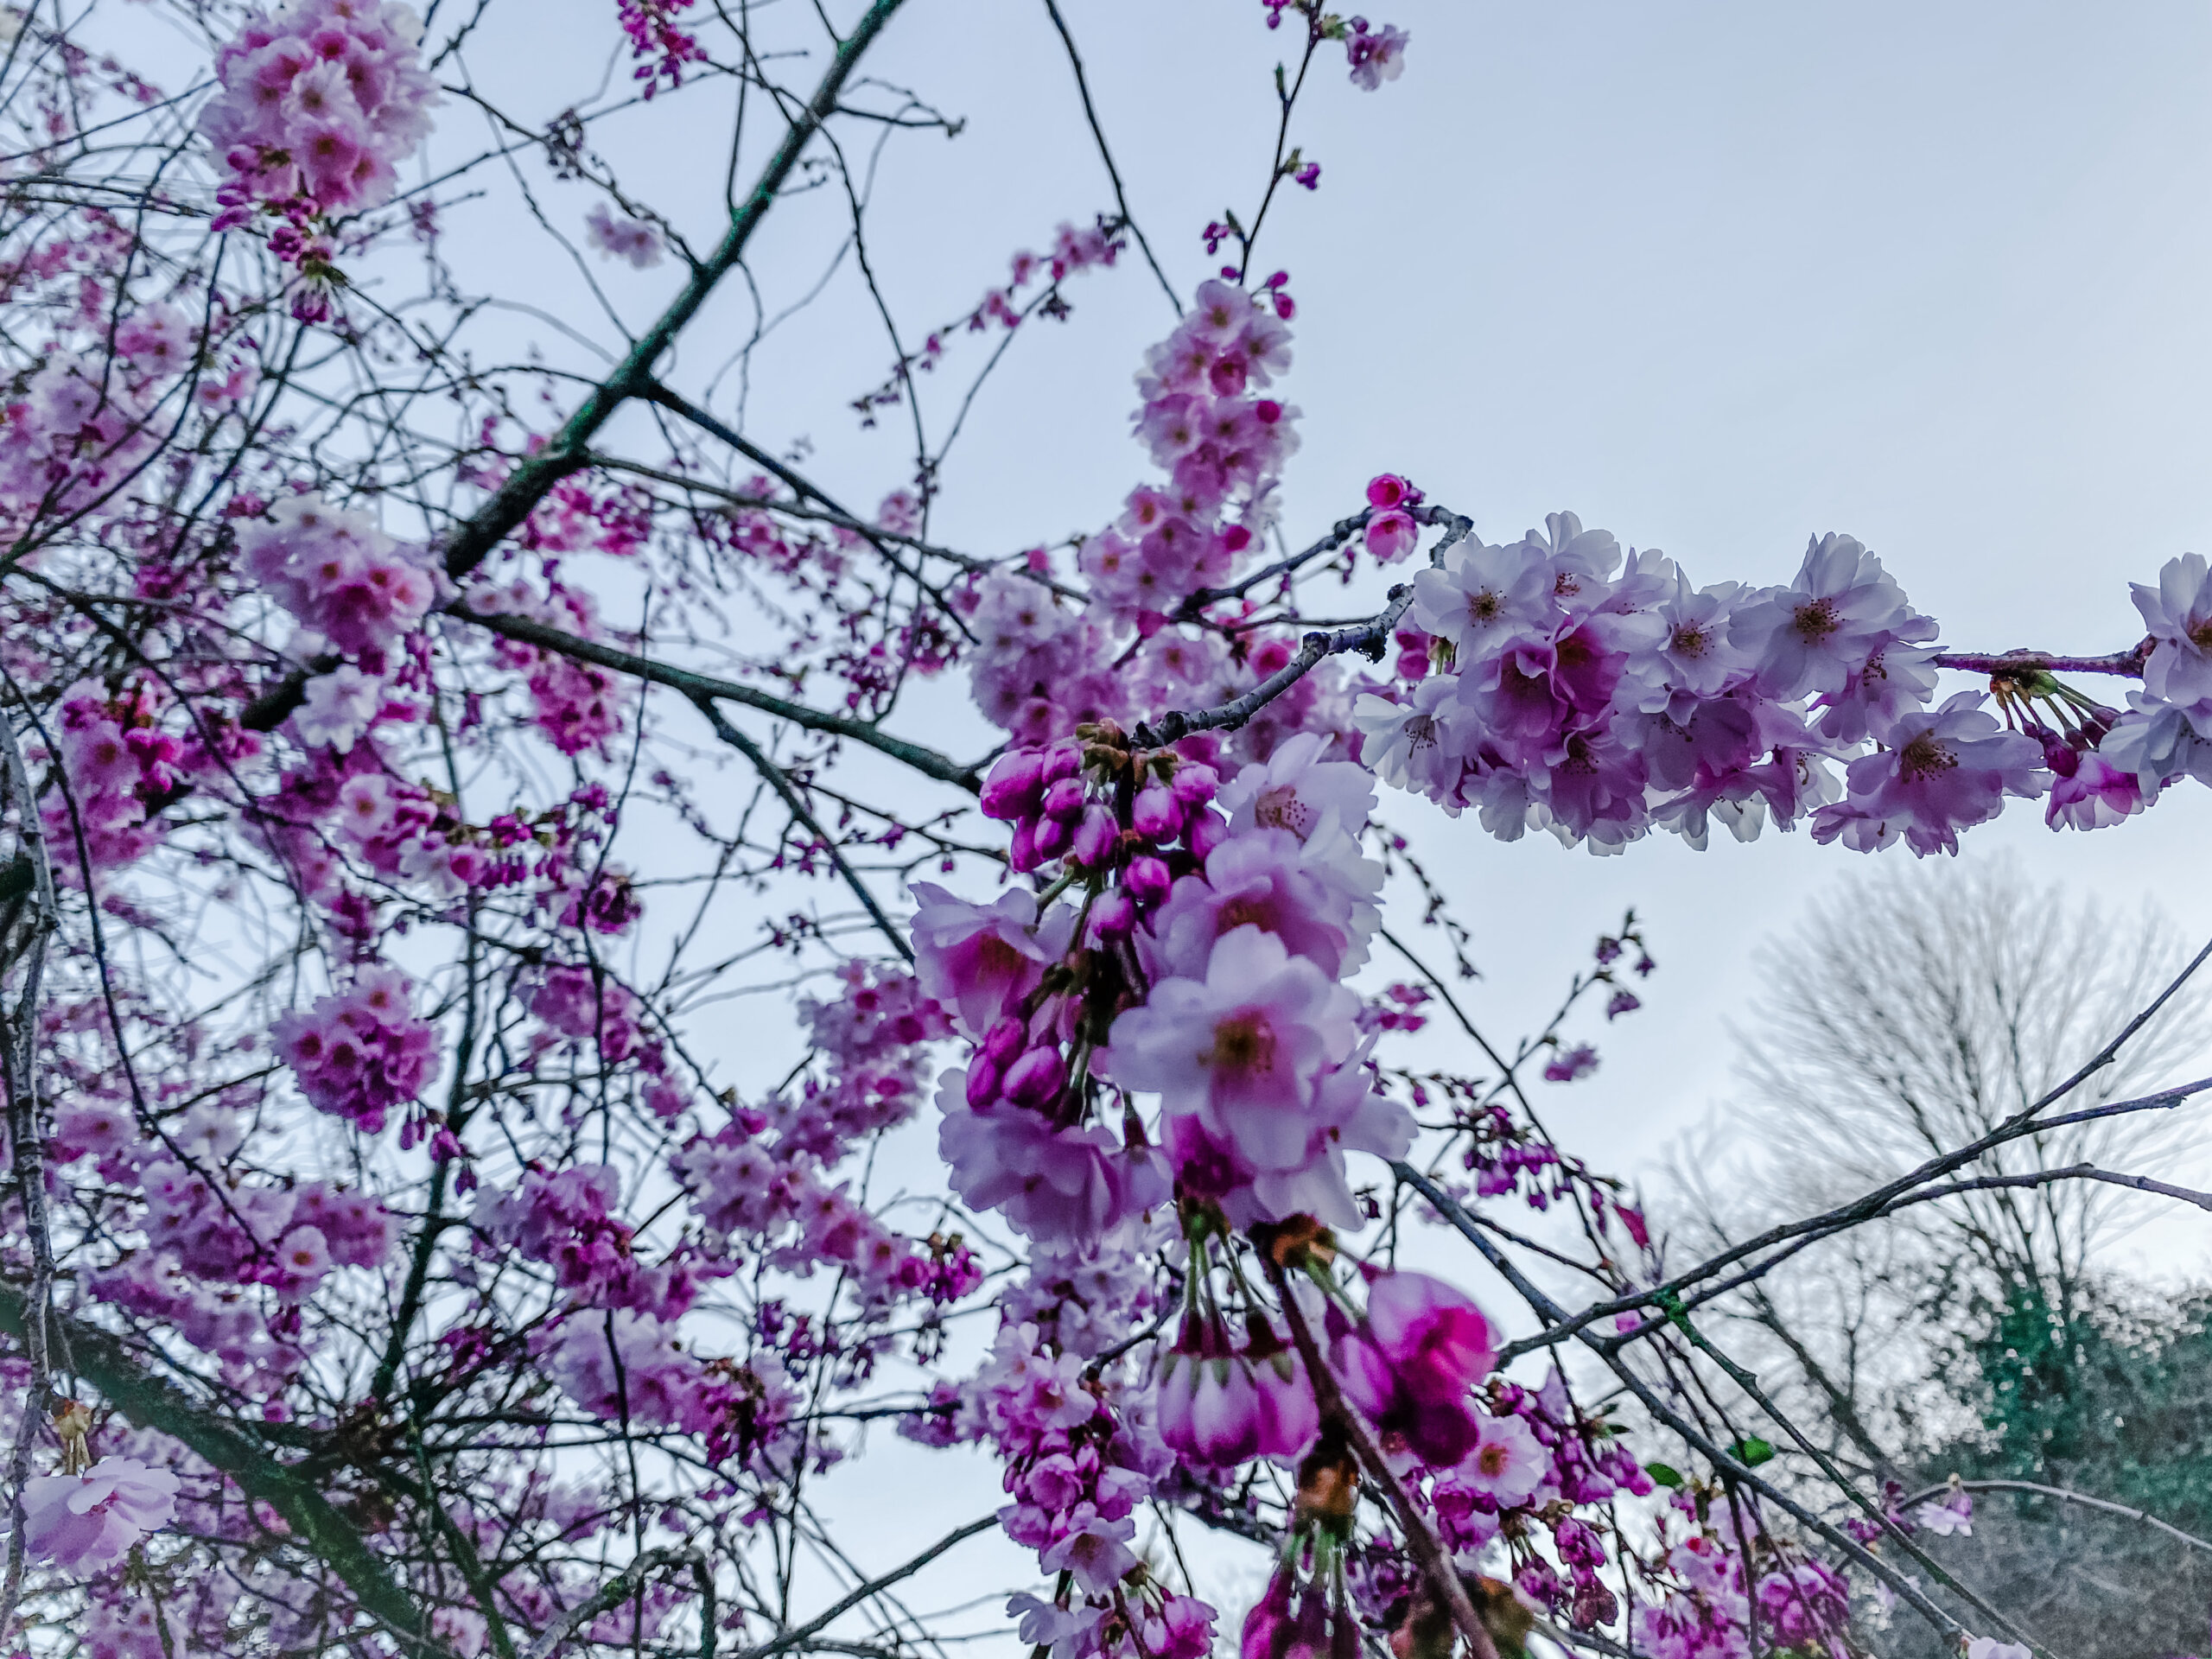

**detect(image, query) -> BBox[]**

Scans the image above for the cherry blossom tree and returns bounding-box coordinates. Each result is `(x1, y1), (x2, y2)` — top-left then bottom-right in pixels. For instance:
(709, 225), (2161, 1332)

(0, 4), (2203, 1659)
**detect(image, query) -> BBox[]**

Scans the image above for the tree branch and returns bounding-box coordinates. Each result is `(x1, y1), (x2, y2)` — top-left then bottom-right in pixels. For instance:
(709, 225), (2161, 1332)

(0, 1284), (455, 1659)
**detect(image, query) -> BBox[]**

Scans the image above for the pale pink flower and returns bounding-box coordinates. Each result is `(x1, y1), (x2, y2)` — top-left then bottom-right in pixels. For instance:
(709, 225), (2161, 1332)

(586, 202), (664, 269)
(23, 1458), (180, 1575)
(1102, 926), (1357, 1170)
(908, 883), (1072, 1038)
(1216, 731), (1375, 846)
(1455, 1412), (1546, 1505)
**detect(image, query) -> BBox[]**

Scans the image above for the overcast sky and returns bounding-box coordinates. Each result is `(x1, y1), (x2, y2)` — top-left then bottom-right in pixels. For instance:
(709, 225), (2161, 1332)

(454, 0), (2212, 1217)
(408, 0), (2212, 1630)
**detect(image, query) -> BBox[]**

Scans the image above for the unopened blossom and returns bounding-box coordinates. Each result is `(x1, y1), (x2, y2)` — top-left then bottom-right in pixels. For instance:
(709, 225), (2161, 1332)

(23, 1458), (180, 1576)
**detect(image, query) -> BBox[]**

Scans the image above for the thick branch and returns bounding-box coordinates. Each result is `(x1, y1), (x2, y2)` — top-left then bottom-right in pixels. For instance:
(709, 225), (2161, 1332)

(1931, 642), (2151, 679)
(524, 1548), (714, 1659)
(440, 0), (908, 583)
(0, 1284), (454, 1659)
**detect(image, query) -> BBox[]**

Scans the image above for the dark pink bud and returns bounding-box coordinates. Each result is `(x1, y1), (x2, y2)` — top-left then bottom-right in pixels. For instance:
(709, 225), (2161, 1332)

(1365, 473), (1410, 510)
(964, 1058), (1002, 1108)
(1041, 741), (1082, 785)
(1187, 809), (1230, 861)
(1170, 763), (1219, 809)
(1071, 804), (1118, 868)
(1042, 778), (1087, 822)
(1124, 855), (1172, 907)
(1088, 890), (1135, 941)
(982, 1015), (1027, 1067)
(1001, 1045), (1065, 1108)
(1032, 815), (1071, 860)
(980, 749), (1045, 821)
(1007, 820), (1041, 873)
(1131, 784), (1179, 842)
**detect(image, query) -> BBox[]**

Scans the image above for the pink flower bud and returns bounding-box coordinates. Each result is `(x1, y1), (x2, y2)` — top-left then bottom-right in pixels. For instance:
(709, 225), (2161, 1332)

(1042, 778), (1087, 823)
(1032, 814), (1071, 860)
(1365, 473), (1410, 509)
(1124, 855), (1172, 907)
(1041, 741), (1082, 785)
(1187, 808), (1230, 861)
(1088, 890), (1135, 941)
(1071, 804), (1118, 868)
(980, 749), (1045, 821)
(1365, 508), (1418, 563)
(1131, 784), (1179, 842)
(1170, 763), (1219, 809)
(964, 1059), (1002, 1107)
(1001, 1045), (1065, 1108)
(1007, 820), (1041, 873)
(982, 1015), (1027, 1067)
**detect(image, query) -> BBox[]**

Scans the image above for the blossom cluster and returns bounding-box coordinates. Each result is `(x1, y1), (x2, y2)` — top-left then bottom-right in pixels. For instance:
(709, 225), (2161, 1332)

(202, 0), (439, 230)
(1358, 519), (2060, 855)
(270, 963), (439, 1133)
(241, 492), (444, 672)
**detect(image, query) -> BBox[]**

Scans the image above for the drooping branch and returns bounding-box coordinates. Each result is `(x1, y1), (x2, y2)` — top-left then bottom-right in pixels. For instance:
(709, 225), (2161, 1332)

(1895, 1478), (2212, 1560)
(1262, 1253), (1503, 1659)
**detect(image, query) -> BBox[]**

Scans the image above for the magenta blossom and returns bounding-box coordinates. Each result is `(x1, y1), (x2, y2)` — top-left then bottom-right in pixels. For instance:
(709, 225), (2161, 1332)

(23, 1458), (181, 1575)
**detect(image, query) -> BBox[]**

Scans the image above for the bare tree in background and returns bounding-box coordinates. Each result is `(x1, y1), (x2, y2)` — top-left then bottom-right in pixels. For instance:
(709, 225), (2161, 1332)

(1669, 859), (2212, 1656)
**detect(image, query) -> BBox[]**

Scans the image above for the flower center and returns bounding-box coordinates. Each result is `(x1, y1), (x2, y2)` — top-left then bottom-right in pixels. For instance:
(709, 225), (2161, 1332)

(1478, 1443), (1510, 1478)
(1216, 896), (1276, 933)
(1253, 785), (1313, 837)
(1672, 623), (1707, 658)
(1790, 597), (1840, 644)
(1897, 730), (1957, 782)
(1208, 1012), (1277, 1077)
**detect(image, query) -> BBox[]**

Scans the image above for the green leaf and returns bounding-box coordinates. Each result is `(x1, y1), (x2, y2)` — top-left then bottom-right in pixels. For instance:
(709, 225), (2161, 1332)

(1731, 1437), (1777, 1467)
(1644, 1462), (1684, 1488)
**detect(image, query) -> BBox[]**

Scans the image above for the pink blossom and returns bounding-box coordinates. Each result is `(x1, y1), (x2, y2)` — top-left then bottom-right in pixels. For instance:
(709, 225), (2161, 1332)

(1811, 691), (2046, 857)
(2133, 550), (2212, 725)
(910, 882), (1074, 1037)
(23, 1458), (180, 1575)
(1453, 1411), (1546, 1504)
(1215, 731), (1375, 845)
(1103, 926), (1358, 1168)
(585, 202), (664, 269)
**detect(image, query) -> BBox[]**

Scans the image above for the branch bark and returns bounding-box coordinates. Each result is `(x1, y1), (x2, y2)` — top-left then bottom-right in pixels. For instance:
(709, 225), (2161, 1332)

(0, 1283), (455, 1659)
